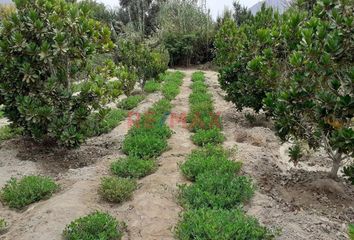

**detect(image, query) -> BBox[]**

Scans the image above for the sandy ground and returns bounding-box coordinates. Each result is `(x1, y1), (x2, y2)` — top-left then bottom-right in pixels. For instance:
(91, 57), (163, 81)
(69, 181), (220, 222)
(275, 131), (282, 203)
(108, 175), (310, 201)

(0, 70), (353, 240)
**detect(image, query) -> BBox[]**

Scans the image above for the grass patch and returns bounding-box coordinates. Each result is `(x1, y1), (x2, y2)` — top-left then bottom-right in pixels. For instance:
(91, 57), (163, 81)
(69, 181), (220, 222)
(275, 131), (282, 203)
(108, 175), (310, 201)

(98, 177), (136, 203)
(117, 95), (145, 110)
(191, 128), (225, 146)
(175, 208), (272, 240)
(111, 157), (157, 179)
(179, 172), (254, 209)
(0, 175), (58, 209)
(63, 212), (124, 240)
(349, 224), (354, 240)
(86, 108), (127, 137)
(0, 218), (7, 234)
(191, 71), (205, 82)
(180, 145), (241, 181)
(144, 81), (160, 93)
(161, 72), (184, 100)
(0, 126), (22, 141)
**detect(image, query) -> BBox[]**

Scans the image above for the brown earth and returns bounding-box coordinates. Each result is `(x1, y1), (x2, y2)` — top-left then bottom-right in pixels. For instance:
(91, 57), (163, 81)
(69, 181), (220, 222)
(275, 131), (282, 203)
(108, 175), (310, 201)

(0, 70), (353, 240)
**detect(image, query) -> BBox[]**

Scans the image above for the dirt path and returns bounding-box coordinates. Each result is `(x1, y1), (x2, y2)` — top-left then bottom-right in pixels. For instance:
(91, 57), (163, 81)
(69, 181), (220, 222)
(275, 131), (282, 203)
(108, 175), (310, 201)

(203, 70), (353, 240)
(0, 92), (163, 240)
(110, 71), (195, 240)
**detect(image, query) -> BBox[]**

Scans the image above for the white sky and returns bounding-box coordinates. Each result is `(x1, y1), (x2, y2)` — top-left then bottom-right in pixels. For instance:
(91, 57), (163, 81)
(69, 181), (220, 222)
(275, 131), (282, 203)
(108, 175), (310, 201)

(96, 0), (261, 18)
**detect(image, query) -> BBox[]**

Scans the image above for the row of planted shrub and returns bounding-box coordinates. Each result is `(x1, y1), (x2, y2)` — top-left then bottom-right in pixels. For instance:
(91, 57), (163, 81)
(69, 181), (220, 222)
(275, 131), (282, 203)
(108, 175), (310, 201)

(0, 71), (184, 239)
(175, 72), (272, 239)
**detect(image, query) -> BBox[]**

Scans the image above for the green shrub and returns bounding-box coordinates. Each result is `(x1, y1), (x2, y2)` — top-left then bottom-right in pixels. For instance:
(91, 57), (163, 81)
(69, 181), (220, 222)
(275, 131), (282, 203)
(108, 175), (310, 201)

(144, 81), (160, 93)
(86, 109), (127, 137)
(0, 218), (7, 234)
(63, 212), (124, 240)
(98, 177), (136, 203)
(349, 224), (354, 240)
(117, 95), (145, 110)
(343, 164), (354, 185)
(180, 145), (241, 181)
(129, 124), (172, 141)
(191, 71), (205, 82)
(179, 172), (254, 209)
(192, 128), (225, 146)
(162, 82), (181, 100)
(0, 126), (22, 141)
(0, 0), (119, 148)
(175, 209), (272, 240)
(122, 133), (168, 159)
(189, 112), (222, 132)
(0, 176), (58, 209)
(149, 99), (172, 115)
(111, 157), (157, 179)
(0, 110), (3, 119)
(189, 92), (213, 106)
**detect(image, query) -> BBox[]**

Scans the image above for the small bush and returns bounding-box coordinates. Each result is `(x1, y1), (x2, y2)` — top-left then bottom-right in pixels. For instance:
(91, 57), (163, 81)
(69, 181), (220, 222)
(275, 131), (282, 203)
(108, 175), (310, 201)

(99, 177), (136, 203)
(63, 212), (124, 240)
(189, 92), (213, 106)
(162, 82), (181, 100)
(0, 218), (7, 234)
(192, 128), (225, 146)
(179, 172), (254, 209)
(343, 164), (354, 185)
(122, 133), (168, 159)
(189, 112), (222, 132)
(149, 99), (172, 115)
(0, 126), (22, 141)
(349, 224), (354, 240)
(86, 109), (127, 137)
(144, 81), (160, 93)
(117, 95), (145, 110)
(175, 209), (272, 240)
(0, 176), (58, 209)
(191, 71), (205, 82)
(111, 157), (157, 179)
(180, 145), (241, 181)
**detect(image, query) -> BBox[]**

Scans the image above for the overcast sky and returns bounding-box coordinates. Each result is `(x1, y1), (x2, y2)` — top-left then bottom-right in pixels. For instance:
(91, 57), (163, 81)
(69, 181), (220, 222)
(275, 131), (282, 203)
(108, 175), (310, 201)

(96, 0), (261, 18)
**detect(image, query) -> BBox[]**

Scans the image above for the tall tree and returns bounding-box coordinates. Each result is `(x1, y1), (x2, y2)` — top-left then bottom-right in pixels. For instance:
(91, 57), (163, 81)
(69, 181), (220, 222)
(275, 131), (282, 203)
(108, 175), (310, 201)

(233, 1), (252, 26)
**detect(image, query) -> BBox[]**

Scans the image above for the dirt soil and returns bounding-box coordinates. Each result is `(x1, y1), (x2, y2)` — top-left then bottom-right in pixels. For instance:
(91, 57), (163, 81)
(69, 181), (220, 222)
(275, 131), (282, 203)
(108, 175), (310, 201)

(0, 70), (353, 240)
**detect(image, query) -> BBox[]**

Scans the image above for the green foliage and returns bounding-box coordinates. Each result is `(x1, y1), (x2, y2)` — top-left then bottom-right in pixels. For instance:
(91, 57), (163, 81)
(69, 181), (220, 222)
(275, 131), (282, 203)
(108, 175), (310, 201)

(144, 81), (160, 93)
(0, 126), (22, 141)
(179, 172), (254, 209)
(111, 156), (157, 179)
(191, 71), (205, 82)
(0, 218), (7, 234)
(0, 0), (121, 148)
(114, 39), (169, 86)
(349, 224), (354, 240)
(175, 208), (272, 240)
(0, 175), (58, 209)
(216, 1), (354, 178)
(180, 145), (242, 181)
(98, 177), (137, 203)
(86, 108), (127, 137)
(159, 0), (215, 66)
(0, 109), (4, 118)
(117, 95), (145, 110)
(343, 164), (354, 185)
(63, 212), (124, 240)
(192, 128), (225, 146)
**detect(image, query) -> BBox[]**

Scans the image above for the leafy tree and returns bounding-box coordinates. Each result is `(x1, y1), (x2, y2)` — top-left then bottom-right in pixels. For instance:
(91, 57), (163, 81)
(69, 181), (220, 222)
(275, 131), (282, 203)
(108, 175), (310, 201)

(265, 0), (354, 178)
(232, 1), (252, 26)
(0, 0), (119, 147)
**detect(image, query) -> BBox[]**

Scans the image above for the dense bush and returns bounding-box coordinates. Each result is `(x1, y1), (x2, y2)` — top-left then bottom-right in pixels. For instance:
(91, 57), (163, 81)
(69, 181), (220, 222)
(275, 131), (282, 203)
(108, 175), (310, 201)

(0, 0), (121, 147)
(117, 95), (145, 110)
(159, 0), (214, 66)
(114, 39), (169, 87)
(111, 157), (157, 179)
(0, 175), (58, 209)
(179, 172), (254, 209)
(144, 81), (160, 93)
(175, 209), (272, 240)
(180, 145), (242, 181)
(192, 128), (225, 146)
(63, 212), (124, 240)
(98, 177), (136, 203)
(215, 0), (354, 178)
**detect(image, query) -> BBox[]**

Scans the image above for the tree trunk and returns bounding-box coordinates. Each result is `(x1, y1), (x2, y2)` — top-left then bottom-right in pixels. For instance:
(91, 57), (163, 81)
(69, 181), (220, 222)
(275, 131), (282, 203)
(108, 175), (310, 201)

(329, 152), (342, 179)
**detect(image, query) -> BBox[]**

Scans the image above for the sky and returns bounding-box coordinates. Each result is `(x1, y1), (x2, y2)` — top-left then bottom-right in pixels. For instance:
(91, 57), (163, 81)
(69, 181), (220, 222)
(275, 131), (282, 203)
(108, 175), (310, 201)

(96, 0), (261, 18)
